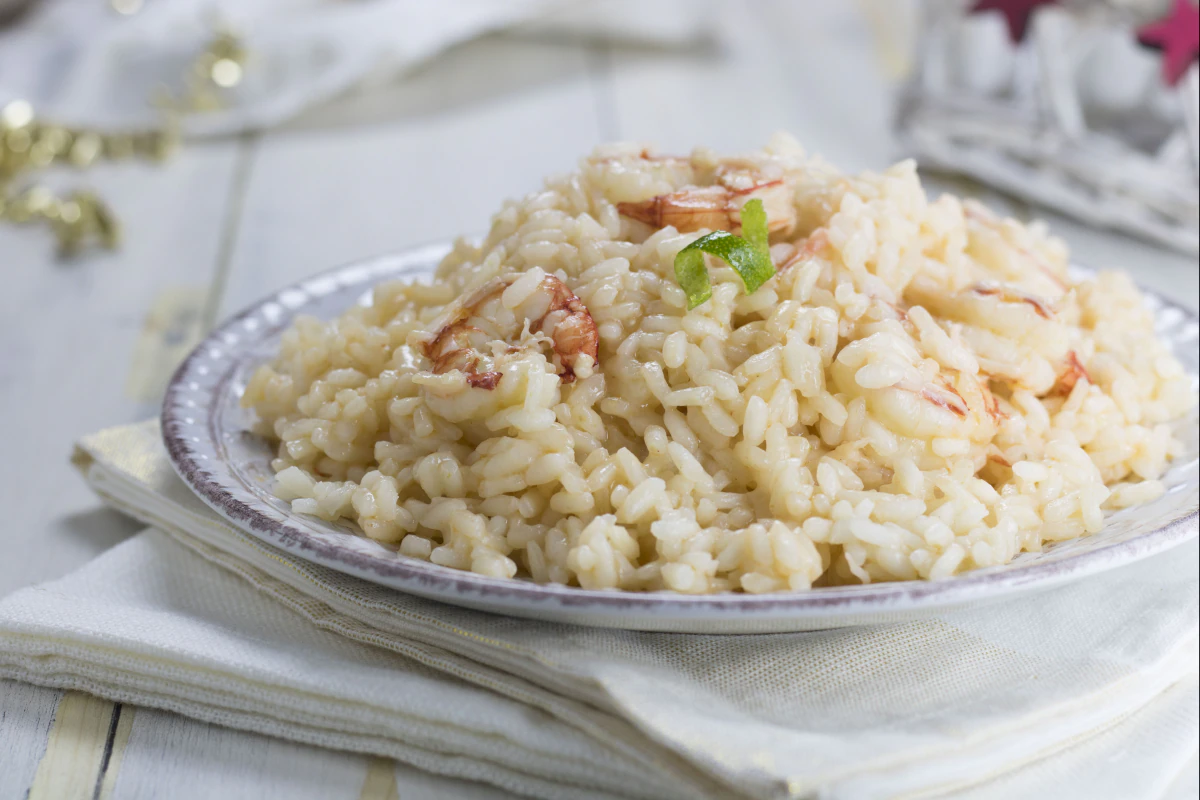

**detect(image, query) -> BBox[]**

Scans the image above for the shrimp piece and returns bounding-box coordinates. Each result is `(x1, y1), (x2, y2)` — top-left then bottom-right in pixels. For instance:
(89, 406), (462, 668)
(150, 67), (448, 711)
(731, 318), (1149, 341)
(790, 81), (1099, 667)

(969, 282), (1056, 320)
(588, 148), (689, 166)
(914, 379), (969, 418)
(980, 378), (1005, 423)
(854, 371), (1000, 442)
(965, 201), (1069, 293)
(419, 271), (598, 387)
(1047, 350), (1091, 398)
(832, 333), (997, 443)
(883, 372), (999, 443)
(774, 228), (830, 272)
(586, 149), (697, 202)
(616, 164), (797, 236)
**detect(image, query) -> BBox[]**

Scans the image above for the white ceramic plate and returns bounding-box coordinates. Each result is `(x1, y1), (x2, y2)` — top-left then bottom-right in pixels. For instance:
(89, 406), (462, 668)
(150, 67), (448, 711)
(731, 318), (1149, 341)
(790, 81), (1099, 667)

(162, 245), (1199, 633)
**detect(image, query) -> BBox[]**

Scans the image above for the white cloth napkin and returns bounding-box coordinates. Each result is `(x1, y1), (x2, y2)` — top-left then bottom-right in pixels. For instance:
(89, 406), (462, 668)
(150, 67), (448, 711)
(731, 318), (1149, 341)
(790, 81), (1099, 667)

(0, 0), (710, 136)
(0, 421), (1196, 799)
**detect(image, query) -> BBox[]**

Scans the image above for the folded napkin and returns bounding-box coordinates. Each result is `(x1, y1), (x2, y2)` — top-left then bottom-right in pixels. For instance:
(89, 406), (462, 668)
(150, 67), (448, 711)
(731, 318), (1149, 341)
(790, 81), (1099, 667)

(0, 0), (710, 136)
(0, 421), (1196, 799)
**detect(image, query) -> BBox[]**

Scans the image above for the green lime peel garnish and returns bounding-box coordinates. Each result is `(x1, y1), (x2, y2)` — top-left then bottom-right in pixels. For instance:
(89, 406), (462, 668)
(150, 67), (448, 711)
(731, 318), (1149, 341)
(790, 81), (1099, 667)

(673, 197), (774, 310)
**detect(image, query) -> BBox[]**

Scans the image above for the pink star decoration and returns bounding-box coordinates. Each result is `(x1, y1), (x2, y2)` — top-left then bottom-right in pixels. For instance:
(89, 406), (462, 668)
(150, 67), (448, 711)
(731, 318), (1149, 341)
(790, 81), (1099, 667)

(971, 0), (1060, 43)
(1137, 0), (1200, 87)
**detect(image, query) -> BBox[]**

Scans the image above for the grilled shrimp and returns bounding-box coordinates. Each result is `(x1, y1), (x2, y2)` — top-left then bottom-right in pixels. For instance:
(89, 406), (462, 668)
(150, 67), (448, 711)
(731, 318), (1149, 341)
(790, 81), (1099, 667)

(867, 372), (1001, 442)
(907, 277), (1058, 328)
(616, 159), (797, 236)
(418, 269), (599, 387)
(832, 332), (1001, 443)
(904, 276), (1068, 393)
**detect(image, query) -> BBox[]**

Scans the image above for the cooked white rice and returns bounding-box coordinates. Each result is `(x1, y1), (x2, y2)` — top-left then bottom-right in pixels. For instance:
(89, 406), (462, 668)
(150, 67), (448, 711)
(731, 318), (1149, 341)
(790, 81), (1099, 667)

(242, 135), (1196, 593)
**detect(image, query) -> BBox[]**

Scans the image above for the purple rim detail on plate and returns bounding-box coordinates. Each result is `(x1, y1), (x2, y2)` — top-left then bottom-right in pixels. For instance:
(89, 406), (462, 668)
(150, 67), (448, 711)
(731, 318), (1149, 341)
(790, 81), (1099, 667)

(161, 244), (1199, 626)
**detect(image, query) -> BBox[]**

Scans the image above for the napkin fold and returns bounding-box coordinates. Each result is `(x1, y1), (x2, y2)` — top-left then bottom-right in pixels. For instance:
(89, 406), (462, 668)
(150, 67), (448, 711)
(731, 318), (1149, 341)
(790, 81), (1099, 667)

(0, 0), (711, 136)
(0, 420), (1196, 799)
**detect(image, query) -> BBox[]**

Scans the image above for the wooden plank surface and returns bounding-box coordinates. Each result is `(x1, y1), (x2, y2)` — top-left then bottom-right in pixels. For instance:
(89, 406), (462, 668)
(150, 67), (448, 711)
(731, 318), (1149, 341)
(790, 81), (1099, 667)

(0, 143), (243, 596)
(0, 141), (246, 799)
(218, 34), (605, 317)
(26, 692), (114, 800)
(97, 707), (511, 800)
(2, 1), (1198, 797)
(604, 0), (896, 169)
(100, 708), (372, 800)
(0, 681), (62, 799)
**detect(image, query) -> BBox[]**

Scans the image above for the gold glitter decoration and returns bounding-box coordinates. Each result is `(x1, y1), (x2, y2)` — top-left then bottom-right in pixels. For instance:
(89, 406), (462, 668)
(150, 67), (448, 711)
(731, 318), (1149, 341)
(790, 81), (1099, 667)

(0, 26), (246, 257)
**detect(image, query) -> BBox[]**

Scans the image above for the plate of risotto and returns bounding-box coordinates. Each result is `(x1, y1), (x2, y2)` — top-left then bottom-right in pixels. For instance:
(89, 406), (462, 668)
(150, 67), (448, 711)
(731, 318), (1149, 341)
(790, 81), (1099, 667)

(163, 135), (1198, 633)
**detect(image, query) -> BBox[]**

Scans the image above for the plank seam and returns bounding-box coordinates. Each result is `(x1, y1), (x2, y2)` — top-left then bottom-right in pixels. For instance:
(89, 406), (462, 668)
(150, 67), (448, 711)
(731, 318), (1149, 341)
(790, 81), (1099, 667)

(201, 133), (261, 334)
(91, 703), (122, 800)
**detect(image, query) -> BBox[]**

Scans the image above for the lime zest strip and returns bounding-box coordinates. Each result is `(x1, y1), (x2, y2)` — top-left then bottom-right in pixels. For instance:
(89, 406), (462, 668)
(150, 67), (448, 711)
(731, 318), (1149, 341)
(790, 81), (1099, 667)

(672, 198), (775, 310)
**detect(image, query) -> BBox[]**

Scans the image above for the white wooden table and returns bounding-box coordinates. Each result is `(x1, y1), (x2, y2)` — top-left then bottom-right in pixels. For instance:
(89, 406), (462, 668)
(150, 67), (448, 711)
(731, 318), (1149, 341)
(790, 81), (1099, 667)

(2, 2), (1197, 797)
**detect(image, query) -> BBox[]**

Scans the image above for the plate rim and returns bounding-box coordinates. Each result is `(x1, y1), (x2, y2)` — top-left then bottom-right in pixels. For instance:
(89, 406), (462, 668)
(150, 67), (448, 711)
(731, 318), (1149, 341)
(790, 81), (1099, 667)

(161, 244), (1200, 619)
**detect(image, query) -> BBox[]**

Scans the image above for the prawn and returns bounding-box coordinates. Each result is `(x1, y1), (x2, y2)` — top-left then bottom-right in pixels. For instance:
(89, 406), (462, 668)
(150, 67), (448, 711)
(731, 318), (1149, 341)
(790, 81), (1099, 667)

(589, 148), (689, 166)
(419, 272), (599, 387)
(616, 162), (797, 236)
(969, 282), (1056, 320)
(913, 379), (969, 418)
(834, 337), (1001, 441)
(901, 372), (1004, 424)
(863, 375), (992, 440)
(1047, 350), (1091, 398)
(964, 202), (1069, 292)
(772, 228), (830, 272)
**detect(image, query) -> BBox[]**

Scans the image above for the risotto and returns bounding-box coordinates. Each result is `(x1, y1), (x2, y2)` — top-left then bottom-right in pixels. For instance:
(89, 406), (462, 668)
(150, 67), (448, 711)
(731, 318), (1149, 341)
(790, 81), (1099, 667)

(242, 135), (1196, 593)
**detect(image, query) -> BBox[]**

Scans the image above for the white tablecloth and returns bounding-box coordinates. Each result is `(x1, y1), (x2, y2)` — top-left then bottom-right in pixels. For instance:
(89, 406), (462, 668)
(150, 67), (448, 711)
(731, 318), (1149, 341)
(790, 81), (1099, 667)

(0, 421), (1195, 799)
